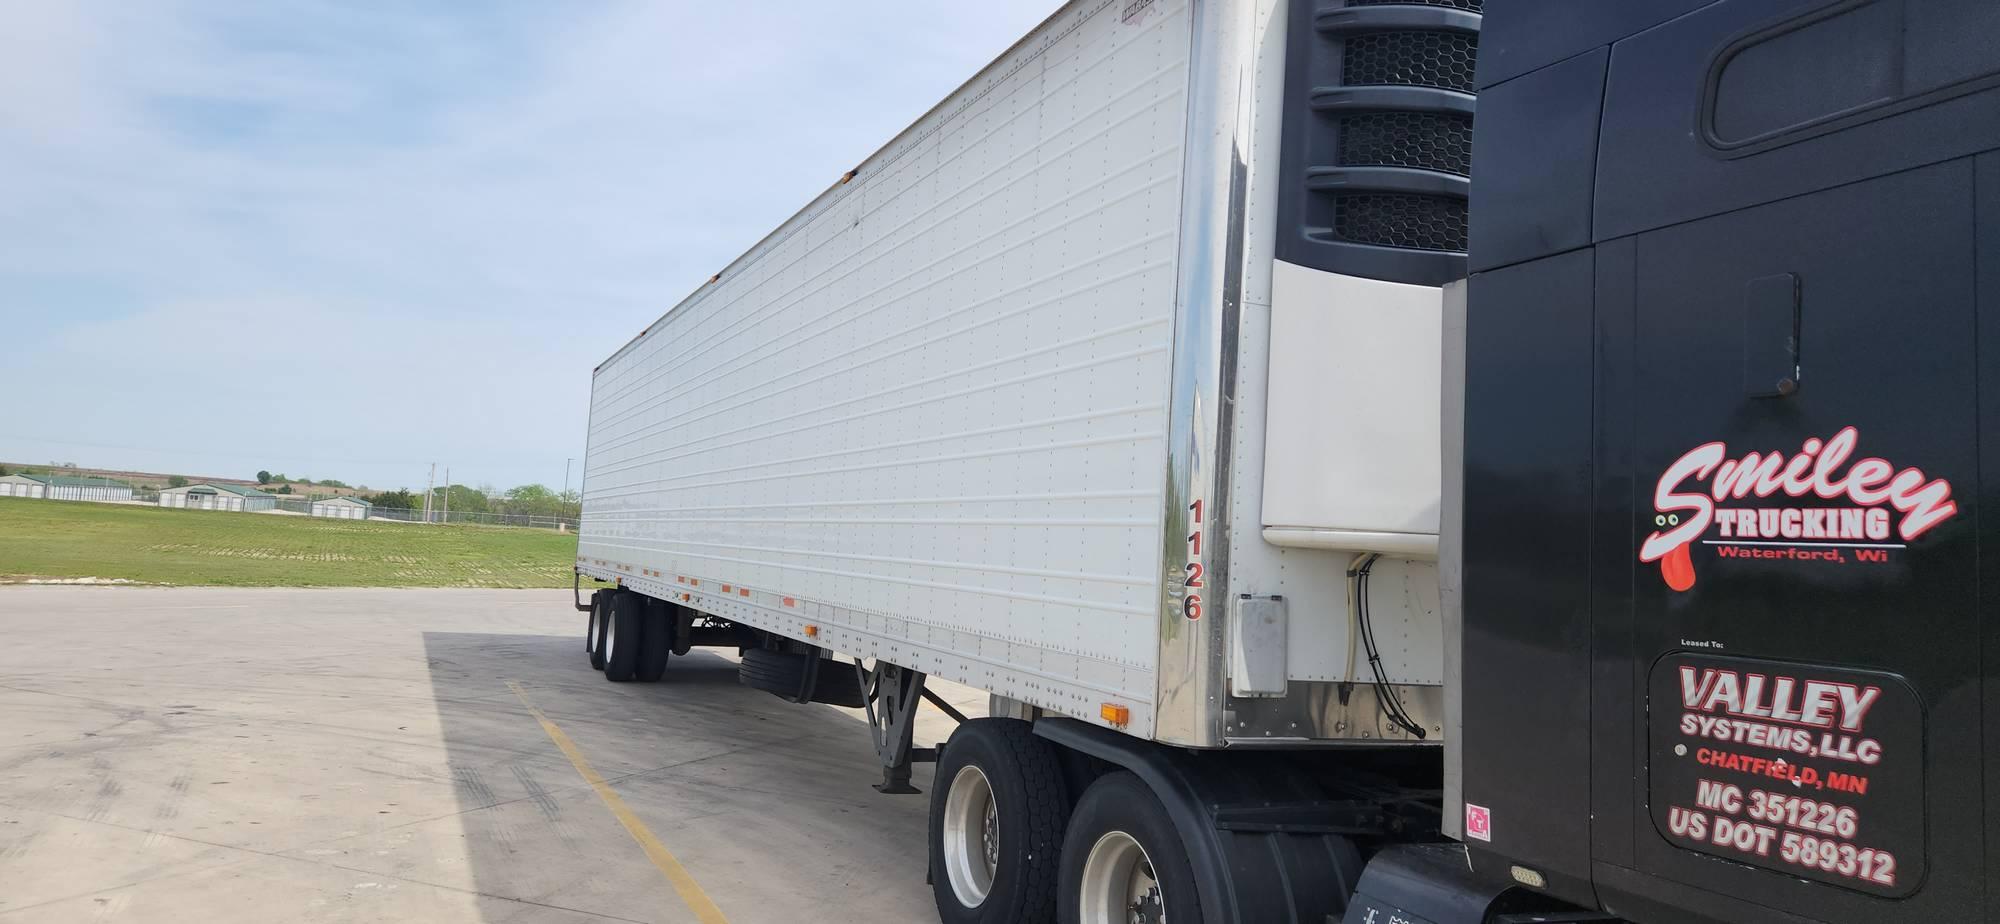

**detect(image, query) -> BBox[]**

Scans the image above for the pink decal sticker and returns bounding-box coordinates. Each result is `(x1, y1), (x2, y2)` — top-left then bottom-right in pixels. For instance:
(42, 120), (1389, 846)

(1465, 803), (1492, 842)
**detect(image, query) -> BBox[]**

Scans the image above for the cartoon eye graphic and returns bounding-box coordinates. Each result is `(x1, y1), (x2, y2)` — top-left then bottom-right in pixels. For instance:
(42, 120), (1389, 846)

(1654, 515), (1667, 527)
(1668, 514), (1680, 526)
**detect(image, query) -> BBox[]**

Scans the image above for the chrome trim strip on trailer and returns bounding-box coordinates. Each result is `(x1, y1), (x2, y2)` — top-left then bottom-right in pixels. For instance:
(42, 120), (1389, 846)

(1152, 0), (1259, 748)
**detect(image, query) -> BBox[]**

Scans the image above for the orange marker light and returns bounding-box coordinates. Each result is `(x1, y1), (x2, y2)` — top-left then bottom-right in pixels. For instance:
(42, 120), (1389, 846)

(783, 597), (796, 607)
(803, 624), (819, 638)
(738, 588), (750, 597)
(721, 584), (732, 593)
(1100, 704), (1130, 727)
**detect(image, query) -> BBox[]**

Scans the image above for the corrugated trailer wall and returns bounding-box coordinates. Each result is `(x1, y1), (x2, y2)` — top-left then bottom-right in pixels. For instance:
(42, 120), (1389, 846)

(579, 0), (1192, 734)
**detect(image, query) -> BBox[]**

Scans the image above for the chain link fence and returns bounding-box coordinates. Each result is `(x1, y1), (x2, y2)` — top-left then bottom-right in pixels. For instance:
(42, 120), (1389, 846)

(54, 492), (584, 531)
(264, 497), (578, 530)
(242, 496), (572, 530)
(4, 480), (581, 531)
(366, 506), (579, 531)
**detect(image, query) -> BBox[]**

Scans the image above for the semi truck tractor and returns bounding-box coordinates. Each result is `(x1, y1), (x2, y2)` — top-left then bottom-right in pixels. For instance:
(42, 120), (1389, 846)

(572, 0), (2000, 920)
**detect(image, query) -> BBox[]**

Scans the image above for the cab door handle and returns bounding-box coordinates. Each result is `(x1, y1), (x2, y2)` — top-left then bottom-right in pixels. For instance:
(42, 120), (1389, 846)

(1744, 272), (1800, 398)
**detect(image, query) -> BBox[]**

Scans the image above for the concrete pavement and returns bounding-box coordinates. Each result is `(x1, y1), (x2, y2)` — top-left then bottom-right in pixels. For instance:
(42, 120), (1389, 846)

(0, 587), (978, 923)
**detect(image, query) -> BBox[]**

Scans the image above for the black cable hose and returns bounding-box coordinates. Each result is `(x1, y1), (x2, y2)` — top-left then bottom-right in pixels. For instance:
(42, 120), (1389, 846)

(1361, 573), (1424, 737)
(1354, 555), (1427, 739)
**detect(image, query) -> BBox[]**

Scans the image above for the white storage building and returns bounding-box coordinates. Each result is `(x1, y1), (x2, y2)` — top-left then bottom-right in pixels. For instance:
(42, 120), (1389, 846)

(0, 474), (48, 498)
(48, 476), (136, 502)
(309, 496), (371, 520)
(159, 483), (277, 512)
(2, 474), (136, 502)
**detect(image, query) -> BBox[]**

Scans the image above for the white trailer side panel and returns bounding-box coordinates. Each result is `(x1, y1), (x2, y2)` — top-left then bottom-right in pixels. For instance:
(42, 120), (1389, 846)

(580, 0), (1192, 735)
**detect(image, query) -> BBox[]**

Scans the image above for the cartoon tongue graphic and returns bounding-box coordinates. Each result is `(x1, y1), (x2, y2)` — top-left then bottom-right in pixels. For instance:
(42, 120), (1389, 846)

(1661, 541), (1696, 592)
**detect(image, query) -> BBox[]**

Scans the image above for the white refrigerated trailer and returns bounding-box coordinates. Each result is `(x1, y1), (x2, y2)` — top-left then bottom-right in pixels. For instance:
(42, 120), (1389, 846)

(575, 1), (1478, 920)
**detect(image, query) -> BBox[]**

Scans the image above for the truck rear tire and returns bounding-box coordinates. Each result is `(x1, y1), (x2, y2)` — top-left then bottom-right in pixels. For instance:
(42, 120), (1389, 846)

(635, 599), (672, 682)
(738, 648), (864, 707)
(929, 719), (1068, 924)
(586, 593), (608, 670)
(601, 592), (642, 682)
(1057, 771), (1199, 924)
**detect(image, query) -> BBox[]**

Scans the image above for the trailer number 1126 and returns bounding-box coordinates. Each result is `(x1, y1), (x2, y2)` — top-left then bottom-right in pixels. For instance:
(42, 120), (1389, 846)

(1185, 499), (1204, 620)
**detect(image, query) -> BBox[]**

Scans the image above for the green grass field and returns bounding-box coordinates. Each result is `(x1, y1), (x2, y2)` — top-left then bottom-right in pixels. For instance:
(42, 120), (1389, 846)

(0, 497), (600, 588)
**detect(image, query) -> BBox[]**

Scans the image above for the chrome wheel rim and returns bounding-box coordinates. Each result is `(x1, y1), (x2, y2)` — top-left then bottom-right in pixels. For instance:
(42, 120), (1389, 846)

(604, 611), (617, 665)
(941, 765), (998, 907)
(1078, 830), (1164, 924)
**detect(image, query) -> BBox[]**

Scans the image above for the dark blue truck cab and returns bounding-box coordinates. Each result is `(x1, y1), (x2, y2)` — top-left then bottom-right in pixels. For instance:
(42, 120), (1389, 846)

(1352, 2), (2000, 921)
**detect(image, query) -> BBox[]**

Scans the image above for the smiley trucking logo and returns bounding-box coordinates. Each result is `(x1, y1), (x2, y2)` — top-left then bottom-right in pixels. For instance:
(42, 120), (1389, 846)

(1640, 427), (1958, 592)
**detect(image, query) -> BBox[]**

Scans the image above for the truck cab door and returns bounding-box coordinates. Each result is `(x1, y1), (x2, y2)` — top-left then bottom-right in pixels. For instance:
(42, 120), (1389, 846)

(1581, 2), (2000, 920)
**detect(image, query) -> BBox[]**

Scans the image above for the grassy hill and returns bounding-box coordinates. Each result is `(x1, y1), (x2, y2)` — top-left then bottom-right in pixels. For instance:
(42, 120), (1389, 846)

(0, 498), (597, 588)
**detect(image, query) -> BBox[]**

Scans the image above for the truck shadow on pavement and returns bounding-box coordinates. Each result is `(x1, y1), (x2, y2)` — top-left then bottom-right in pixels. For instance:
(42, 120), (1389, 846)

(418, 630), (943, 924)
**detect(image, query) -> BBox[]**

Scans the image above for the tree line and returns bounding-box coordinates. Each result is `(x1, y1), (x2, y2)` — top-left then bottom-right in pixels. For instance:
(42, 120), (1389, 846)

(256, 470), (350, 489)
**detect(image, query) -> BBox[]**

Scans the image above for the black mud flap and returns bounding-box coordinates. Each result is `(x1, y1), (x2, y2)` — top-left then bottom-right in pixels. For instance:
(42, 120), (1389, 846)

(1340, 844), (1611, 924)
(1341, 845), (1505, 924)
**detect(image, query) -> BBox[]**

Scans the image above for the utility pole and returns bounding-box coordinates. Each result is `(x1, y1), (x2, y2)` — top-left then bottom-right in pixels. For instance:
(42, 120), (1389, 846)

(442, 467), (450, 525)
(562, 457), (579, 530)
(563, 457), (574, 516)
(423, 463), (436, 523)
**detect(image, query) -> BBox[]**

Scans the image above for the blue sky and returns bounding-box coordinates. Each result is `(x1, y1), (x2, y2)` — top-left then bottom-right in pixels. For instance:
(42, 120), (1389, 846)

(0, 1), (1055, 492)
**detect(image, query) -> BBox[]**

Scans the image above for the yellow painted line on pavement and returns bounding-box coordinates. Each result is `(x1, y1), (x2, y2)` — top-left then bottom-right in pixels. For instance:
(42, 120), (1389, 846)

(506, 680), (730, 924)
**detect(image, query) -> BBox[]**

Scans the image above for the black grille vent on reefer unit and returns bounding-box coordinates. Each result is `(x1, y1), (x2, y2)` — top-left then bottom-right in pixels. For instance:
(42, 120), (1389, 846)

(1332, 193), (1469, 252)
(1275, 0), (1481, 285)
(1341, 31), (1479, 92)
(1338, 110), (1474, 175)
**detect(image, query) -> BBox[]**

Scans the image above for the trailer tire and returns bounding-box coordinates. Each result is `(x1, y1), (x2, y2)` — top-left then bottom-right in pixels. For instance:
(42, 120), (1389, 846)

(738, 648), (864, 707)
(635, 599), (673, 682)
(1058, 771), (1199, 924)
(586, 592), (608, 670)
(601, 592), (642, 682)
(929, 719), (1068, 924)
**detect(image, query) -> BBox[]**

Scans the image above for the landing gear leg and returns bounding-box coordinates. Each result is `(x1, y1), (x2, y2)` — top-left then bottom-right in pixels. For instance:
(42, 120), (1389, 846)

(860, 661), (944, 794)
